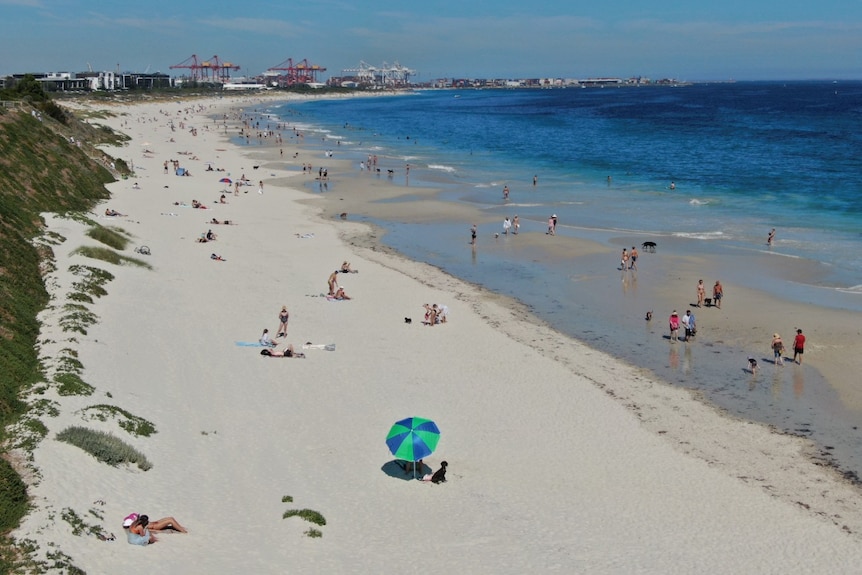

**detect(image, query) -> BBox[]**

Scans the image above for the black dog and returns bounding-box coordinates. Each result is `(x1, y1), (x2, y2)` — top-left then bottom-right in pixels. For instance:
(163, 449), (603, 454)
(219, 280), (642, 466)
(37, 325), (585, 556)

(404, 317), (412, 324)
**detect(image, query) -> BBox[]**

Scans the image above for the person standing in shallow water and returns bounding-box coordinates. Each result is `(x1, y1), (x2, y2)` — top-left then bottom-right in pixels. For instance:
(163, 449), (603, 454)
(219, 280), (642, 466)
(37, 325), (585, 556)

(713, 280), (724, 309)
(768, 228), (776, 246)
(793, 329), (806, 365)
(470, 223), (477, 246)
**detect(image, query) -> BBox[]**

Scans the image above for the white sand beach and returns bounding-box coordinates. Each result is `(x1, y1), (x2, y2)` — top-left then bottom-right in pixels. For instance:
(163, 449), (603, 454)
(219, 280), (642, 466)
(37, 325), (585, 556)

(12, 95), (862, 573)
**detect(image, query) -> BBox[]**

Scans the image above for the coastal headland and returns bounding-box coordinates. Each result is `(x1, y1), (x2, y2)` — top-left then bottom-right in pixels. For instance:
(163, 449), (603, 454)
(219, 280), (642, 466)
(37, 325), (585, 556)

(9, 93), (862, 573)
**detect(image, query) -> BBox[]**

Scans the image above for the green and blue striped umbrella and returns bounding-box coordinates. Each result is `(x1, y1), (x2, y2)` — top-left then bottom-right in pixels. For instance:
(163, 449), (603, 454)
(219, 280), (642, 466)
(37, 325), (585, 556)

(386, 417), (440, 462)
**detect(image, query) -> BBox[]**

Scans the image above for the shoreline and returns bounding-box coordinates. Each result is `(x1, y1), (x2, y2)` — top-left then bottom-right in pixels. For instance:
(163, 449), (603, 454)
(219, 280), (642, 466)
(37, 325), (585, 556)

(11, 95), (862, 573)
(244, 100), (862, 478)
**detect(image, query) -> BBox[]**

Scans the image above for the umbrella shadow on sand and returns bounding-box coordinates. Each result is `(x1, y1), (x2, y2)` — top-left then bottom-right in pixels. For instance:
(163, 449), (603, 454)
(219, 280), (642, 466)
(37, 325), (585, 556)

(381, 460), (431, 481)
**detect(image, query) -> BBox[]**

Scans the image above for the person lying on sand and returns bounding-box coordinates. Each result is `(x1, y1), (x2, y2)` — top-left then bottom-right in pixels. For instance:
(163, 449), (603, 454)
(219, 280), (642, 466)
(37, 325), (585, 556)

(126, 514), (188, 546)
(210, 253), (225, 261)
(104, 208), (125, 217)
(144, 516), (188, 533)
(260, 344), (305, 358)
(211, 218), (235, 225)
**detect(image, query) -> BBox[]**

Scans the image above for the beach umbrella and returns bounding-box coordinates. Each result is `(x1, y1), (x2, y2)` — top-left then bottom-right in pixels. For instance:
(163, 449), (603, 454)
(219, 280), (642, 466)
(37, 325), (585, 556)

(386, 417), (440, 477)
(219, 177), (232, 190)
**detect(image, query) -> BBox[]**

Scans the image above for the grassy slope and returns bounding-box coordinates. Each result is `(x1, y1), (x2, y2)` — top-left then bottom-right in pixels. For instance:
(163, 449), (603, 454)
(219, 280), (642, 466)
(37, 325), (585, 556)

(0, 104), (114, 544)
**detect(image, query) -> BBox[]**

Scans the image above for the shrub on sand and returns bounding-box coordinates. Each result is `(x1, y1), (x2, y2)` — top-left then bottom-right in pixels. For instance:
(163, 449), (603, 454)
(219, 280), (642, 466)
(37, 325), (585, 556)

(85, 225), (130, 250)
(56, 426), (152, 471)
(71, 246), (151, 269)
(282, 509), (326, 526)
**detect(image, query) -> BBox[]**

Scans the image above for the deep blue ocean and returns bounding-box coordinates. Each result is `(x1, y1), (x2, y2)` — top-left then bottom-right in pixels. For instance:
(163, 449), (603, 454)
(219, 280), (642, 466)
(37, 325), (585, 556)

(263, 82), (862, 479)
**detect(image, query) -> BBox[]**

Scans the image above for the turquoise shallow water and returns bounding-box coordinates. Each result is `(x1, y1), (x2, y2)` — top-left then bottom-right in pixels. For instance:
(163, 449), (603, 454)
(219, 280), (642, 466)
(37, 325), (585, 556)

(253, 83), (862, 480)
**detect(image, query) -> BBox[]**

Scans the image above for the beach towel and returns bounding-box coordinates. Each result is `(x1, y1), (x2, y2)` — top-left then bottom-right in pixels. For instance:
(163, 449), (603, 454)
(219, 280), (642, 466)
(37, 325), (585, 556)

(235, 341), (268, 347)
(301, 343), (336, 351)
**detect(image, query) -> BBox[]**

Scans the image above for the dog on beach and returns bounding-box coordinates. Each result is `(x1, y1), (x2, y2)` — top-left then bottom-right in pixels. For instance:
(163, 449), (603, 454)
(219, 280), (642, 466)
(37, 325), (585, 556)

(404, 317), (412, 324)
(645, 310), (653, 321)
(748, 357), (758, 374)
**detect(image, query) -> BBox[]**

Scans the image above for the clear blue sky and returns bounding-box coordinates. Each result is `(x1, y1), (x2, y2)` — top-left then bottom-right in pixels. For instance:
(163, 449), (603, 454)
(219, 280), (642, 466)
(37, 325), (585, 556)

(2, 0), (860, 80)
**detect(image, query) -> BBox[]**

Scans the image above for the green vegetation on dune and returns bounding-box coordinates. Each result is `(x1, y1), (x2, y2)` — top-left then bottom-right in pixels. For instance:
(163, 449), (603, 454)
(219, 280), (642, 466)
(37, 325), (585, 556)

(55, 426), (151, 471)
(0, 80), (123, 562)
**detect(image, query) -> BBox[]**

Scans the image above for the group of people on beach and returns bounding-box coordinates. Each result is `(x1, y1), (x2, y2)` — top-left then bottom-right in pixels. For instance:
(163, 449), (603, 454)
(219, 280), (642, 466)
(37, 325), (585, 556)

(620, 247), (639, 271)
(423, 303), (449, 326)
(327, 262), (357, 300)
(769, 329), (805, 367)
(257, 308), (305, 358)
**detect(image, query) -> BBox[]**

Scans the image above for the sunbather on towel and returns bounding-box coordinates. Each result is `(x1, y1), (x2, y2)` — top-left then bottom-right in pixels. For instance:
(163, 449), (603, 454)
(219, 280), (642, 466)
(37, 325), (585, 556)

(260, 344), (305, 358)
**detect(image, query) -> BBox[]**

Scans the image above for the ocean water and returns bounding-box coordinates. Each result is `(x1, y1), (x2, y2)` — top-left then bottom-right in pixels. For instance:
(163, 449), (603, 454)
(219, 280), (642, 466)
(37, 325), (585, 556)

(282, 82), (862, 292)
(261, 83), (862, 478)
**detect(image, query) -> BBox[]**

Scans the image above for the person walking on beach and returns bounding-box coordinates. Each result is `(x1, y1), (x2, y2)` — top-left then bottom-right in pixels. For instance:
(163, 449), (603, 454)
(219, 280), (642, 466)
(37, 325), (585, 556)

(620, 249), (628, 271)
(767, 228), (776, 246)
(793, 329), (806, 364)
(669, 311), (680, 342)
(629, 246), (639, 270)
(512, 215), (520, 235)
(696, 279), (706, 307)
(772, 333), (785, 365)
(682, 309), (695, 341)
(713, 280), (724, 309)
(503, 217), (511, 235)
(470, 224), (477, 246)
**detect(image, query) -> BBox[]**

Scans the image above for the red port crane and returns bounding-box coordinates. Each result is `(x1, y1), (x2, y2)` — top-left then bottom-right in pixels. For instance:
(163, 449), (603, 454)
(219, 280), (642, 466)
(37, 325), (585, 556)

(170, 54), (240, 82)
(265, 58), (327, 86)
(170, 54), (203, 81)
(202, 55), (240, 82)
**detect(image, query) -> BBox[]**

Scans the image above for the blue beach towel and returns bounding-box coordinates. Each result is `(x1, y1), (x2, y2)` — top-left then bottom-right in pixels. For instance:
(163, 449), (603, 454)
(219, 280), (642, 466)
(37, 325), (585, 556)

(235, 341), (267, 347)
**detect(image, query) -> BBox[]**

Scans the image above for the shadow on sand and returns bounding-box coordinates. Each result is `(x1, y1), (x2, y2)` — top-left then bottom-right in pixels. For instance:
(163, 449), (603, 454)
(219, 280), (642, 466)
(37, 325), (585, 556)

(381, 460), (430, 481)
